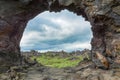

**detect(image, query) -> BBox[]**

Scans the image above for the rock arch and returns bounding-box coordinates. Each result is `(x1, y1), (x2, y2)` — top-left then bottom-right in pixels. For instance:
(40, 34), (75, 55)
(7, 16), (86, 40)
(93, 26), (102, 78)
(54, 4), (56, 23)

(0, 0), (120, 68)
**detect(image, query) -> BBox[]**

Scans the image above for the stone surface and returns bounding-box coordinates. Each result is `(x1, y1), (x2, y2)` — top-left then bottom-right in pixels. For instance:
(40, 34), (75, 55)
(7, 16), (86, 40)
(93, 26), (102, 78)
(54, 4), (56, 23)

(0, 61), (120, 80)
(113, 6), (120, 15)
(0, 0), (120, 68)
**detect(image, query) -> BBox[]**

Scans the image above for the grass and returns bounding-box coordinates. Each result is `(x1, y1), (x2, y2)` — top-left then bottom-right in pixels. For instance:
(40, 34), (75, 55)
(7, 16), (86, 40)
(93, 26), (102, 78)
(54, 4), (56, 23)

(31, 54), (84, 68)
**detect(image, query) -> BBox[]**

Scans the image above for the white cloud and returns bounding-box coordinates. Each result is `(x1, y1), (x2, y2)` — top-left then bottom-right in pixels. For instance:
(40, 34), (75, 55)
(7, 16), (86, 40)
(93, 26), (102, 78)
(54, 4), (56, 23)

(21, 23), (74, 47)
(20, 10), (92, 51)
(60, 41), (91, 50)
(38, 41), (91, 52)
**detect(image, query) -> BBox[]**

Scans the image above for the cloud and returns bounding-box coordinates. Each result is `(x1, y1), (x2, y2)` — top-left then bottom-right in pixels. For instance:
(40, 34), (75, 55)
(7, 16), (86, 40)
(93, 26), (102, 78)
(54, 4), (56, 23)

(52, 41), (91, 51)
(20, 10), (92, 52)
(34, 41), (91, 52)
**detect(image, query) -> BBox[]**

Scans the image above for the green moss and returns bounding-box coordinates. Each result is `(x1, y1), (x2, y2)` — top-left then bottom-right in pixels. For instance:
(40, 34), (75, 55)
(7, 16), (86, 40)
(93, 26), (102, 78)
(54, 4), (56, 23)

(31, 54), (84, 68)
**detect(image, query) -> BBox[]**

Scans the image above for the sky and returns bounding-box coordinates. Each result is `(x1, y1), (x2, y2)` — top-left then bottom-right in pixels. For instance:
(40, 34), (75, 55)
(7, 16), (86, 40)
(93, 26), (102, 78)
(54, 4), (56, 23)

(20, 10), (93, 52)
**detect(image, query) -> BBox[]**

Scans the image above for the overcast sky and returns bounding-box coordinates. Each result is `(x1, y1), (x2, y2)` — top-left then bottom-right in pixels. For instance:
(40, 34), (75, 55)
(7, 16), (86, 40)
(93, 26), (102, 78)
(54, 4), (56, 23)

(20, 10), (92, 52)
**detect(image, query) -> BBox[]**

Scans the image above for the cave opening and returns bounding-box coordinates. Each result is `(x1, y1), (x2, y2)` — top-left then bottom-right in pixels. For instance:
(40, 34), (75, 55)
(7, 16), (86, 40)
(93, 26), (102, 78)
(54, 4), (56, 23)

(20, 10), (93, 52)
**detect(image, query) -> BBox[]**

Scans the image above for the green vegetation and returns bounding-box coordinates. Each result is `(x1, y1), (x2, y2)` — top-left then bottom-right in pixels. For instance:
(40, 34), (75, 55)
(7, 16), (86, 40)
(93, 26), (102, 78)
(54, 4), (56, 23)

(31, 54), (84, 68)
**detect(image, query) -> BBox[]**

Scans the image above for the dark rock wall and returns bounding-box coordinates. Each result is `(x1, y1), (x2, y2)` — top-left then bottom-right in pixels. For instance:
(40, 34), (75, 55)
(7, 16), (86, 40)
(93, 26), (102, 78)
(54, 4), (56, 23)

(0, 0), (120, 68)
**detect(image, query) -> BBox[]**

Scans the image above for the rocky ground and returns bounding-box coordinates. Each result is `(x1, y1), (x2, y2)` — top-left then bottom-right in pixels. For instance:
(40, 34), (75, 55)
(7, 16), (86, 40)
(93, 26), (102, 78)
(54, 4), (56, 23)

(0, 60), (120, 80)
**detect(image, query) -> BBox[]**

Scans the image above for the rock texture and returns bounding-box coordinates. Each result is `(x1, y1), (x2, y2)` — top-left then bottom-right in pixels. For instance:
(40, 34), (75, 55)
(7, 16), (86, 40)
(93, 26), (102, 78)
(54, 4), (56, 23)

(0, 61), (120, 80)
(0, 0), (120, 68)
